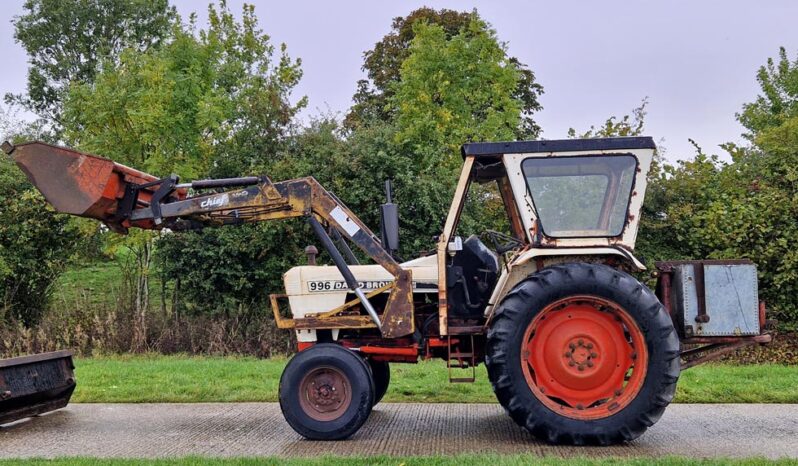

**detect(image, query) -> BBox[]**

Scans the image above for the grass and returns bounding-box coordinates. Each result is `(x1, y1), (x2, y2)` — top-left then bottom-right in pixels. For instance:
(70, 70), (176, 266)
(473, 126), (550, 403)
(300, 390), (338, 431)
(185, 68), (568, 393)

(71, 354), (798, 404)
(1, 456), (795, 466)
(56, 262), (123, 307)
(55, 260), (171, 308)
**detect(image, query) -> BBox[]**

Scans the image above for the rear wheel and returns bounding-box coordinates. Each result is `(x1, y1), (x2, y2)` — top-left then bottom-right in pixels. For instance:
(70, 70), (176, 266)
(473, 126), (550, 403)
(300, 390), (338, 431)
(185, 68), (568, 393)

(279, 343), (374, 440)
(367, 359), (390, 406)
(486, 263), (680, 445)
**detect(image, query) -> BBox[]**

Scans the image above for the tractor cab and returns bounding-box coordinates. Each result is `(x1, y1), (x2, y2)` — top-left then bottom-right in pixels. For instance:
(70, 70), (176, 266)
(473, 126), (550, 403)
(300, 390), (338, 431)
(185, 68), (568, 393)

(438, 137), (655, 334)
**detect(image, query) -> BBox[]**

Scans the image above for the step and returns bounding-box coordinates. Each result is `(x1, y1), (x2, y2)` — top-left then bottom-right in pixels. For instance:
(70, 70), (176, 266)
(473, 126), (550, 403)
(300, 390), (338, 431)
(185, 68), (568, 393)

(447, 326), (485, 335)
(449, 377), (476, 383)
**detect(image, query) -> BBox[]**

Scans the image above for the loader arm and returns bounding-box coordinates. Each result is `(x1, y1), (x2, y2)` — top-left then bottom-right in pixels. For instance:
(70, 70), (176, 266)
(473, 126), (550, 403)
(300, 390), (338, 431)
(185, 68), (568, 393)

(4, 141), (414, 338)
(130, 176), (415, 338)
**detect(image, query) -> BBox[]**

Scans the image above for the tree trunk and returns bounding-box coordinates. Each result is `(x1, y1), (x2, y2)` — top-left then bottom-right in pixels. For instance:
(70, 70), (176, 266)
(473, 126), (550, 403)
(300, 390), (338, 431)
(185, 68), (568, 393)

(132, 240), (152, 352)
(171, 277), (181, 322)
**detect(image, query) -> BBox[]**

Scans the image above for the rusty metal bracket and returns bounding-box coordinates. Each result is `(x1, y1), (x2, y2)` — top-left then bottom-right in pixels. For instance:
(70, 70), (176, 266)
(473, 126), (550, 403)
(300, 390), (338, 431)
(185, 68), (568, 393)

(270, 294), (294, 329)
(269, 293), (379, 330)
(680, 334), (772, 370)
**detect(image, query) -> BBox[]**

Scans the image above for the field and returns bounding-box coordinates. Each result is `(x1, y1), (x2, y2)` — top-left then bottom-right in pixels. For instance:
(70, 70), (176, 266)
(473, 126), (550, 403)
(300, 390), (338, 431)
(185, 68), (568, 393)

(71, 355), (798, 404)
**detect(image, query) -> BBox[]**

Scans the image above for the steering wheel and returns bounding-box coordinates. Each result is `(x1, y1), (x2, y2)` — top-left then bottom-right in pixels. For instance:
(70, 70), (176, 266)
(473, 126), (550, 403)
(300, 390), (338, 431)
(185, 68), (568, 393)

(480, 230), (524, 255)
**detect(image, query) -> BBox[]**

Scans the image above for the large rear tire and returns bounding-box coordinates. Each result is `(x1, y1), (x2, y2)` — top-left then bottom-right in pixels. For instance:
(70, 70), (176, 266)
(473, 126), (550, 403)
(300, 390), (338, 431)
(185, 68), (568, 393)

(279, 343), (374, 440)
(485, 263), (680, 445)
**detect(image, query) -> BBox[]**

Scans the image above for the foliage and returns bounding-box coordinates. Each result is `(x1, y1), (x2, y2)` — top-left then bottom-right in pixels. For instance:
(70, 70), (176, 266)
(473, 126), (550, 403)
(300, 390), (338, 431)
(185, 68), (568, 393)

(0, 155), (78, 325)
(345, 7), (542, 139)
(391, 18), (522, 166)
(58, 1), (304, 319)
(156, 223), (308, 315)
(272, 118), (442, 257)
(649, 48), (798, 327)
(156, 11), (532, 313)
(567, 98), (649, 139)
(737, 47), (798, 139)
(8, 0), (175, 133)
(62, 2), (304, 179)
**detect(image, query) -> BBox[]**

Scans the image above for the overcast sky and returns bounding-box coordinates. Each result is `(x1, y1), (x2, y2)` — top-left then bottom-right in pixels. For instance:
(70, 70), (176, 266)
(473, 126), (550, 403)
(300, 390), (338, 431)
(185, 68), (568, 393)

(2, 1), (797, 161)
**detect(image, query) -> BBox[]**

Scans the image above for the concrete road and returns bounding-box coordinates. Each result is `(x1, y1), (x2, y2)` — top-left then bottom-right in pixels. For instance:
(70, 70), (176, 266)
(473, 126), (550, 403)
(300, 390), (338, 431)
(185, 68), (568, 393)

(1, 403), (797, 459)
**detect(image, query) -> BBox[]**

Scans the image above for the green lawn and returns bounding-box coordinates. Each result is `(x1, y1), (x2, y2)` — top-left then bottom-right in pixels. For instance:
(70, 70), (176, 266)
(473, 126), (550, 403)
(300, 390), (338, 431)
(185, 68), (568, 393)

(56, 262), (123, 307)
(71, 355), (798, 404)
(55, 260), (170, 308)
(1, 456), (794, 466)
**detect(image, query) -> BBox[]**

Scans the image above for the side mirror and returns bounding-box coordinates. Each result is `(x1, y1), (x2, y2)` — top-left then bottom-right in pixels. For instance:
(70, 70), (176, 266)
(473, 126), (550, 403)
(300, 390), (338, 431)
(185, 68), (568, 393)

(380, 180), (400, 257)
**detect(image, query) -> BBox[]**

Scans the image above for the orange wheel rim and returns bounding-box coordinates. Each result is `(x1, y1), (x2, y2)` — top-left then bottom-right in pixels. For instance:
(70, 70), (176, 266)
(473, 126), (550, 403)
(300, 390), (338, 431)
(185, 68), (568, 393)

(521, 295), (648, 420)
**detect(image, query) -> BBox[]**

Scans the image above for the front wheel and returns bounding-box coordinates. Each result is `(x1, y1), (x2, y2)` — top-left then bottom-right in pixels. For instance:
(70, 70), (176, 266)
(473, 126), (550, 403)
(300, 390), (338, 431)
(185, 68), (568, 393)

(485, 263), (680, 445)
(279, 343), (374, 440)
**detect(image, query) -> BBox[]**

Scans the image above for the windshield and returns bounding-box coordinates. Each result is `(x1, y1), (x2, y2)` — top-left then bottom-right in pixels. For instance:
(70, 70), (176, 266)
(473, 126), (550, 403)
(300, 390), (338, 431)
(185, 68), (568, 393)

(521, 154), (637, 238)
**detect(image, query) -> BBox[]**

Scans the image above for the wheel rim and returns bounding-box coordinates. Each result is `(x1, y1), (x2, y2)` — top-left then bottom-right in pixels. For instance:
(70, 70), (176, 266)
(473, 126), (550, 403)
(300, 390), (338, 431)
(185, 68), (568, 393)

(298, 366), (352, 421)
(521, 295), (648, 420)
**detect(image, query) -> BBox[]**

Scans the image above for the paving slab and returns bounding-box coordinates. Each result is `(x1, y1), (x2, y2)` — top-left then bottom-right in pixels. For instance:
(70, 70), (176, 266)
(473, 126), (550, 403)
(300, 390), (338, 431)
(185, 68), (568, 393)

(1, 403), (797, 459)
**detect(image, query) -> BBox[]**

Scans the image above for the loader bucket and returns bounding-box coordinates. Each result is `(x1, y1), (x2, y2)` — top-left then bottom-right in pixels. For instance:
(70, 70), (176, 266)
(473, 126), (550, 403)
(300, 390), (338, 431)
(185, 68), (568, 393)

(2, 141), (185, 232)
(0, 350), (76, 425)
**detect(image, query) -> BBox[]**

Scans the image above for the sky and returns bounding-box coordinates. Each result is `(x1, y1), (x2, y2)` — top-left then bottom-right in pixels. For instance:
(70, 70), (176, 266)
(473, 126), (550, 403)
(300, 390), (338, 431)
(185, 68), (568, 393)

(2, 0), (797, 161)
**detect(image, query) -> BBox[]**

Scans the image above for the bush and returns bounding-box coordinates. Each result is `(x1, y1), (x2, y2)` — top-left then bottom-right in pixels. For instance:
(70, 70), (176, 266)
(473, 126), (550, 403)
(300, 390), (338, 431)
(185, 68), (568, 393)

(0, 157), (78, 325)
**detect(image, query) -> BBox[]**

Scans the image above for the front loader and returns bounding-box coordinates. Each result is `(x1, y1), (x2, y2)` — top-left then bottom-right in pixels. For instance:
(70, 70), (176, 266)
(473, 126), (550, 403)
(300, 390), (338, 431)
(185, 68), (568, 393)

(2, 137), (771, 444)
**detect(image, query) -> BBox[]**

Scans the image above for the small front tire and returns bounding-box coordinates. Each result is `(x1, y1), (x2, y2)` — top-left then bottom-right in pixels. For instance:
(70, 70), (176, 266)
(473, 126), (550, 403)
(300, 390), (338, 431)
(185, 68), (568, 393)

(279, 343), (374, 440)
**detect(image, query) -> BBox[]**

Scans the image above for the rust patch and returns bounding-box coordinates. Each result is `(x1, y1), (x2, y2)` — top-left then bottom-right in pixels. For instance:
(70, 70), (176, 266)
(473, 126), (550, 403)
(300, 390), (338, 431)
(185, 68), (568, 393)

(381, 270), (415, 338)
(294, 315), (376, 330)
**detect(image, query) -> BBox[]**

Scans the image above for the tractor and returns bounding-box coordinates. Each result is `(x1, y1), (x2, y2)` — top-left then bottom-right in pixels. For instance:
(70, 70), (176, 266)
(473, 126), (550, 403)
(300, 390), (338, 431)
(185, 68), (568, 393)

(1, 136), (770, 444)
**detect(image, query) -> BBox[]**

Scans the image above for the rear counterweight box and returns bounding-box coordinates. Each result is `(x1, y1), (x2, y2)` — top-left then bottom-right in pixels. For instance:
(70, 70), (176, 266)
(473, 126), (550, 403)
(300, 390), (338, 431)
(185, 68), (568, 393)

(658, 260), (760, 337)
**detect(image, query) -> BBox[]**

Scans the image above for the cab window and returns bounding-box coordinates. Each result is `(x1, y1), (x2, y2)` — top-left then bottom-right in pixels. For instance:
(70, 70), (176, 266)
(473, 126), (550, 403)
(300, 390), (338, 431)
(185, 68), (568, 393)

(521, 154), (637, 238)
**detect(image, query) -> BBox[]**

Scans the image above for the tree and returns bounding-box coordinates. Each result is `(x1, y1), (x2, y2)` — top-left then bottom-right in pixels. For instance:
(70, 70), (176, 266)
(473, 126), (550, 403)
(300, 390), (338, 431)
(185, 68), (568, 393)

(391, 17), (524, 167)
(60, 2), (305, 344)
(737, 47), (798, 140)
(364, 17), (526, 252)
(345, 8), (542, 139)
(62, 4), (304, 179)
(567, 98), (649, 139)
(7, 0), (175, 134)
(706, 47), (798, 326)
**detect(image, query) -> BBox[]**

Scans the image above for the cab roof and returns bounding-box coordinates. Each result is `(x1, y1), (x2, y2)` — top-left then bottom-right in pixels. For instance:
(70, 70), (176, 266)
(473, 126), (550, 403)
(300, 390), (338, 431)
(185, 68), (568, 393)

(461, 137), (656, 158)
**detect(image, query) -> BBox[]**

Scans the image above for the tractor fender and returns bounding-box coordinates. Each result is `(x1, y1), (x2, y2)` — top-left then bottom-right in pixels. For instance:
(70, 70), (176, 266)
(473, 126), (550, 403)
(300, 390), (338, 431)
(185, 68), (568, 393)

(512, 246), (646, 271)
(485, 246), (646, 318)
